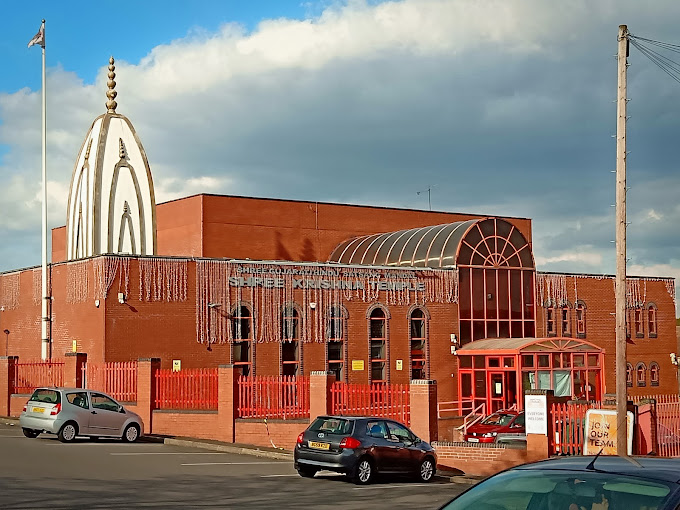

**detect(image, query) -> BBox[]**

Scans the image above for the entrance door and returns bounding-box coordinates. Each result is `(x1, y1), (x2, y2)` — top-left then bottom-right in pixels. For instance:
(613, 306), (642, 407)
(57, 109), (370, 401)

(488, 372), (505, 412)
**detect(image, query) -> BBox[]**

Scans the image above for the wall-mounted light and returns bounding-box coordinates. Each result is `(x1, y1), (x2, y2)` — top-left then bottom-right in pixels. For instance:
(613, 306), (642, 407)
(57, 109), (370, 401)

(95, 299), (100, 308)
(309, 302), (317, 309)
(208, 302), (221, 309)
(670, 353), (678, 366)
(118, 293), (126, 304)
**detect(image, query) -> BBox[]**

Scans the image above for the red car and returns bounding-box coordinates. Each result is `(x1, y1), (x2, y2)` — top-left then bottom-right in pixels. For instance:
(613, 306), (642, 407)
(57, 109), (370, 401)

(463, 410), (525, 443)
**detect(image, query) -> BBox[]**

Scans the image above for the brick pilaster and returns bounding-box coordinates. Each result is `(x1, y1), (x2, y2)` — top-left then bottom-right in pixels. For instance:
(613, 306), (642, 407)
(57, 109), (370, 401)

(136, 358), (160, 436)
(409, 379), (438, 442)
(309, 371), (335, 423)
(64, 352), (87, 388)
(217, 364), (238, 443)
(0, 356), (18, 417)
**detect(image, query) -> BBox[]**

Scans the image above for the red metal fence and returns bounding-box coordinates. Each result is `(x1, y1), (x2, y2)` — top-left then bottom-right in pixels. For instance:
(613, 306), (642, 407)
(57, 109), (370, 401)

(656, 401), (680, 457)
(155, 368), (219, 410)
(83, 362), (138, 402)
(550, 402), (601, 455)
(237, 376), (310, 419)
(330, 382), (410, 426)
(13, 361), (64, 394)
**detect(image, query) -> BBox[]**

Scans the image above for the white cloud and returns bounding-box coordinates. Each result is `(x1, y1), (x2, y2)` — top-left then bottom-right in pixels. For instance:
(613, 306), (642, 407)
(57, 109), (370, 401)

(0, 0), (679, 319)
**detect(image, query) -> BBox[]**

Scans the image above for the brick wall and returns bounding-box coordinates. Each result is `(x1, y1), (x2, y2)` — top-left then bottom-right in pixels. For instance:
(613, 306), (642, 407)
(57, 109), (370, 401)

(235, 419), (308, 451)
(151, 410), (219, 439)
(433, 442), (528, 476)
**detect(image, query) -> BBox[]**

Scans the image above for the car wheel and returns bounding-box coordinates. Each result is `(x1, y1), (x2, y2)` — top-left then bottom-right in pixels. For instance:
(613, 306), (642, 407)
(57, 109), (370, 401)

(122, 424), (140, 443)
(418, 457), (435, 482)
(22, 428), (39, 438)
(352, 457), (374, 485)
(58, 422), (78, 443)
(296, 466), (318, 478)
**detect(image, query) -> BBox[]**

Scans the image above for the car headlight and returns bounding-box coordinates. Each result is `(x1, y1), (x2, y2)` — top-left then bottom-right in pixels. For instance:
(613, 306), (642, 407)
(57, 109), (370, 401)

(482, 432), (498, 438)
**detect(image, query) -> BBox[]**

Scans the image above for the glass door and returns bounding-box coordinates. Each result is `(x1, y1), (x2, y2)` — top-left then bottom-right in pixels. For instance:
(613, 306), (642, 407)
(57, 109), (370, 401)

(488, 372), (505, 412)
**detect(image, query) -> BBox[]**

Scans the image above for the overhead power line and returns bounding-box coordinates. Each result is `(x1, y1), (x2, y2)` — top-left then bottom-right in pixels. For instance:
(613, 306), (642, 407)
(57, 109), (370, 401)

(628, 34), (680, 85)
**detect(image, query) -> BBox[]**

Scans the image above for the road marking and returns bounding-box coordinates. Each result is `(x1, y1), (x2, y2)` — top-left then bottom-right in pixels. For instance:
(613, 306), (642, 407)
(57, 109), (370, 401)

(260, 474), (299, 478)
(110, 452), (230, 456)
(181, 461), (284, 466)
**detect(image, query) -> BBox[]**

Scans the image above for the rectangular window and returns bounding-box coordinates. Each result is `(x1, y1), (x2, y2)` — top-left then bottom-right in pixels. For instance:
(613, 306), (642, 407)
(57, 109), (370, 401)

(232, 341), (251, 376)
(648, 307), (658, 338)
(561, 307), (571, 337)
(546, 307), (556, 336)
(327, 340), (344, 381)
(576, 305), (586, 337)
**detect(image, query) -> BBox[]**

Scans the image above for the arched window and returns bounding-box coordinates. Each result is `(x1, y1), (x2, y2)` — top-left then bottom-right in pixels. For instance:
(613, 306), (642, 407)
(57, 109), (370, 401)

(575, 301), (587, 338)
(457, 218), (535, 343)
(409, 308), (428, 380)
(369, 307), (388, 382)
(634, 307), (644, 338)
(626, 363), (633, 388)
(648, 303), (658, 338)
(650, 362), (660, 387)
(636, 362), (647, 387)
(281, 305), (300, 376)
(231, 305), (253, 376)
(561, 303), (572, 337)
(327, 306), (346, 381)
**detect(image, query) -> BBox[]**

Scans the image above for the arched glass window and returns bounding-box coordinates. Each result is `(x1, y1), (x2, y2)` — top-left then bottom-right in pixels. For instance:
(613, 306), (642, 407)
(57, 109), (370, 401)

(626, 363), (633, 388)
(410, 308), (427, 380)
(281, 305), (300, 376)
(327, 306), (346, 381)
(369, 307), (388, 382)
(648, 303), (658, 338)
(457, 219), (535, 344)
(650, 362), (660, 387)
(575, 301), (587, 338)
(636, 362), (647, 387)
(231, 305), (252, 376)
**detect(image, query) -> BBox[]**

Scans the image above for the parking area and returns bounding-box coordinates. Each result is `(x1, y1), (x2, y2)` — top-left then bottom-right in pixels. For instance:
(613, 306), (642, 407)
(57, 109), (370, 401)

(0, 422), (470, 509)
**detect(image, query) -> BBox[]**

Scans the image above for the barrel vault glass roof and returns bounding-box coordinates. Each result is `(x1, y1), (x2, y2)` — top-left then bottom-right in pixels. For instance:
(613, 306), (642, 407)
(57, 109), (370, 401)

(328, 218), (534, 269)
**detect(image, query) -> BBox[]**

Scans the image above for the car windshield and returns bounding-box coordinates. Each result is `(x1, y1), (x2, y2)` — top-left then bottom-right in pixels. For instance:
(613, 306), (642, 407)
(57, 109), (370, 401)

(29, 389), (61, 404)
(441, 468), (674, 510)
(481, 413), (515, 426)
(309, 417), (353, 435)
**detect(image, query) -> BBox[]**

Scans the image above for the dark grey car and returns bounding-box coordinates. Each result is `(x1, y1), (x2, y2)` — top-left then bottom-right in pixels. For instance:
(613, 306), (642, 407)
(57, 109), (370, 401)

(294, 415), (437, 484)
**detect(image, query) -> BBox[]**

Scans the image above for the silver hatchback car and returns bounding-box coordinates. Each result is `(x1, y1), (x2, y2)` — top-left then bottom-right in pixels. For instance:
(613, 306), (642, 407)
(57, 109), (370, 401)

(19, 387), (144, 443)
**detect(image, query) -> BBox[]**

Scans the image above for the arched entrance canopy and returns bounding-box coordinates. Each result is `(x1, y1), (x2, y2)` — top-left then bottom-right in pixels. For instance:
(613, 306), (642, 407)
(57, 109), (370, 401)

(456, 337), (604, 413)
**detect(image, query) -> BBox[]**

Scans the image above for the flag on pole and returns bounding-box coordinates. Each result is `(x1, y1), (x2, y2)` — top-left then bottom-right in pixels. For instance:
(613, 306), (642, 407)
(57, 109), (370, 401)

(27, 22), (45, 49)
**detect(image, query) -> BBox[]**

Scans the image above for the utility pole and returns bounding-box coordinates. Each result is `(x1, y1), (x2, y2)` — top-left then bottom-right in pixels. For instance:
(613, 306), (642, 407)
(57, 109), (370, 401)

(417, 185), (435, 211)
(615, 24), (629, 457)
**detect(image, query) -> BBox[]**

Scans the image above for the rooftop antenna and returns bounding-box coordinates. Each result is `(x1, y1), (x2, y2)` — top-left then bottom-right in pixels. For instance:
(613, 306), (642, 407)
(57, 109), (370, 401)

(416, 185), (436, 211)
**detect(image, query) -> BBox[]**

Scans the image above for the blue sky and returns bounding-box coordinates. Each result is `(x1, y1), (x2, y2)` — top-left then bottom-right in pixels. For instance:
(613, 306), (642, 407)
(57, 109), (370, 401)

(0, 0), (679, 313)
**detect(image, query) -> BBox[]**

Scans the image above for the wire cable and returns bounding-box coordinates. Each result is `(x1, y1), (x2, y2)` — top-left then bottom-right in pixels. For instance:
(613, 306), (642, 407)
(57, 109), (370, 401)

(628, 36), (680, 86)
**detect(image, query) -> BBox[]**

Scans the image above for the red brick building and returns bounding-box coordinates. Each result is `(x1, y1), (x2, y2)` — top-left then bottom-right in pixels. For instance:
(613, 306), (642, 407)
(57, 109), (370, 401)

(0, 193), (676, 412)
(1, 59), (676, 415)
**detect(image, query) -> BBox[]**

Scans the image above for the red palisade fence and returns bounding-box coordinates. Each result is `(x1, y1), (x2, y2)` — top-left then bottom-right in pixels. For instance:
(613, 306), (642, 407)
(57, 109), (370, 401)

(13, 361), (64, 394)
(237, 376), (310, 419)
(550, 402), (601, 455)
(330, 382), (410, 426)
(155, 368), (219, 410)
(83, 362), (138, 402)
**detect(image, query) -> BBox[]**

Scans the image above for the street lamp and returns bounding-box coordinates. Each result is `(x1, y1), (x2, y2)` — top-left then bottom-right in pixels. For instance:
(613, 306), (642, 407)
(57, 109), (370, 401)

(3, 329), (9, 357)
(207, 303), (221, 351)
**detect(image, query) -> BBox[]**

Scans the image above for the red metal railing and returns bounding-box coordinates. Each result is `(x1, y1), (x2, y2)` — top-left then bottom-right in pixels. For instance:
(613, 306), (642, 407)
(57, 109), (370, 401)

(237, 376), (310, 419)
(13, 361), (64, 394)
(656, 401), (680, 457)
(330, 382), (410, 425)
(82, 362), (138, 402)
(155, 368), (218, 410)
(550, 401), (601, 455)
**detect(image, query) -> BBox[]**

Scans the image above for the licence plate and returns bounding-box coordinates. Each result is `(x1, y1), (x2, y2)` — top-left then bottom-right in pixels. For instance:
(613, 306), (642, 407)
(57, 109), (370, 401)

(467, 438), (479, 443)
(309, 441), (330, 450)
(32, 407), (45, 414)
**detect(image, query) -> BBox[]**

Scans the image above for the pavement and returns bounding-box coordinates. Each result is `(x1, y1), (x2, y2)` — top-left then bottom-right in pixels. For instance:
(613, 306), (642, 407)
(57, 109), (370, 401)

(1, 415), (481, 485)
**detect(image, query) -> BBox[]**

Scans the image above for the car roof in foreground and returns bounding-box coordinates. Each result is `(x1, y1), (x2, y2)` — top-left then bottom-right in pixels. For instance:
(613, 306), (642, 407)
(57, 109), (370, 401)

(516, 456), (680, 484)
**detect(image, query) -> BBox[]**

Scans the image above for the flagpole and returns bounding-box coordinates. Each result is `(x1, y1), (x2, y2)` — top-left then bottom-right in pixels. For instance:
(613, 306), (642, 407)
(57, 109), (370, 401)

(40, 19), (50, 361)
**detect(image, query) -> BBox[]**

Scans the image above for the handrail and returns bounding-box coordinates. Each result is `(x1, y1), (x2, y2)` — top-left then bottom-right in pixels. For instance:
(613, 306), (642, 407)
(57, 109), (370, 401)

(458, 402), (486, 435)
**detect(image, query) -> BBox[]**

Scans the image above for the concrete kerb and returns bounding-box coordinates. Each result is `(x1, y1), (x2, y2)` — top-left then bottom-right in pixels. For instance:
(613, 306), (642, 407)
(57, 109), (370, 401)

(164, 437), (294, 460)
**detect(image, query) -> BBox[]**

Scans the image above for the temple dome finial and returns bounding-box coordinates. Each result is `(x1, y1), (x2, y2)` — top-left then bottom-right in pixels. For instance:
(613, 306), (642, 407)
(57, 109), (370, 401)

(106, 56), (118, 113)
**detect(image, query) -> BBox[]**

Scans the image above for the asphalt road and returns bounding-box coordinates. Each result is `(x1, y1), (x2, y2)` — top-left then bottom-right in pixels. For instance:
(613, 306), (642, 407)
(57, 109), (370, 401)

(0, 423), (469, 509)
